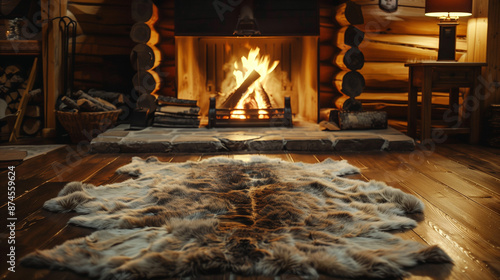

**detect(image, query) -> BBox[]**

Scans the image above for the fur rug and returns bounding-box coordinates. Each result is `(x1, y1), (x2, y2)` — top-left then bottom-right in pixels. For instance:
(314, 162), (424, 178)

(21, 156), (451, 279)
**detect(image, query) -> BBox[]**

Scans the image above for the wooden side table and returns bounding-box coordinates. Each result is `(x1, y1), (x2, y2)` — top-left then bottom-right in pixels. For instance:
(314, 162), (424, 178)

(405, 61), (487, 144)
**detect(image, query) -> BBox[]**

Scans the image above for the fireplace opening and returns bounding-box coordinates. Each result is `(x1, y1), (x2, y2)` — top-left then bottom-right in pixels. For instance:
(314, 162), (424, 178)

(176, 36), (317, 126)
(173, 0), (319, 127)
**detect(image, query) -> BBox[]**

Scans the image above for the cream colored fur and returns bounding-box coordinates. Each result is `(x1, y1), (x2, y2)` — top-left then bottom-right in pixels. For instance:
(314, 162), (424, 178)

(21, 156), (451, 279)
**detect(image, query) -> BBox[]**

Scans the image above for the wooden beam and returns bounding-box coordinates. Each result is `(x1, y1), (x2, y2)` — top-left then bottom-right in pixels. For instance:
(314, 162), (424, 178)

(486, 0), (500, 104)
(41, 0), (68, 137)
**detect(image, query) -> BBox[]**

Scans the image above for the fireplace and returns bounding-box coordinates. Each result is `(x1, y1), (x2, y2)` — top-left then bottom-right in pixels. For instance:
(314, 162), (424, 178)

(173, 0), (319, 126)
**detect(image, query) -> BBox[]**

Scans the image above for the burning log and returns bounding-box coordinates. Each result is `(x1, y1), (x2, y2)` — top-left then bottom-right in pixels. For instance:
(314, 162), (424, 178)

(221, 70), (261, 109)
(256, 83), (273, 109)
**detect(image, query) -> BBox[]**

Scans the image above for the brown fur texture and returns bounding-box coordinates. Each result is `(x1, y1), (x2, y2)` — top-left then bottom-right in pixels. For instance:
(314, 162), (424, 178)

(21, 156), (452, 279)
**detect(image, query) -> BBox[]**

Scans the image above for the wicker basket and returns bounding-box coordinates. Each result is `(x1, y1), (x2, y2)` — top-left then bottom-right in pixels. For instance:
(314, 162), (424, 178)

(56, 110), (122, 143)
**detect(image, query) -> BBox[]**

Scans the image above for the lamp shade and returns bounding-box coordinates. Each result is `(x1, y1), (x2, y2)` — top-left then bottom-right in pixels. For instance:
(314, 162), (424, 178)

(425, 0), (473, 17)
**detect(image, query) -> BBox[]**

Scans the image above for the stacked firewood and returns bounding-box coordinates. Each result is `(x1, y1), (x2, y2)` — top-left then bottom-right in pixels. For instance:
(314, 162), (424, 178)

(153, 95), (200, 128)
(58, 89), (126, 113)
(0, 64), (43, 136)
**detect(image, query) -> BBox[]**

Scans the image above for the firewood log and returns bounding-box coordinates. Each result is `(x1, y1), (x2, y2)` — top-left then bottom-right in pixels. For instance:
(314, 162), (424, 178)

(5, 91), (19, 105)
(22, 118), (41, 136)
(88, 89), (125, 104)
(77, 98), (100, 112)
(94, 97), (117, 110)
(4, 65), (22, 76)
(61, 96), (80, 110)
(0, 85), (9, 95)
(73, 90), (116, 111)
(333, 70), (365, 98)
(221, 70), (261, 109)
(28, 89), (43, 103)
(24, 105), (41, 118)
(333, 47), (365, 71)
(8, 102), (19, 112)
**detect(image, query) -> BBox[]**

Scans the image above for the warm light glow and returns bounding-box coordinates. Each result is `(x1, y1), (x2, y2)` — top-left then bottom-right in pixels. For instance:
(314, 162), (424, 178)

(424, 12), (472, 18)
(229, 47), (279, 119)
(424, 0), (472, 18)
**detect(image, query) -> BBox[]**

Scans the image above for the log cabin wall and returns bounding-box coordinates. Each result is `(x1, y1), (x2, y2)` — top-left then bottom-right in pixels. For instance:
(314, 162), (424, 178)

(486, 0), (500, 106)
(319, 0), (365, 111)
(67, 0), (135, 93)
(68, 0), (496, 124)
(156, 0), (176, 97)
(353, 0), (470, 118)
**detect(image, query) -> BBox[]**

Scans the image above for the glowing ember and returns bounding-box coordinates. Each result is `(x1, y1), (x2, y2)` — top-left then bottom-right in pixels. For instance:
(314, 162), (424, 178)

(229, 47), (279, 119)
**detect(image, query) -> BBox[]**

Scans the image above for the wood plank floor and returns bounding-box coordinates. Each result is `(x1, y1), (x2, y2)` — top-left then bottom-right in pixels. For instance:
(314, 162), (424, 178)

(1, 143), (499, 280)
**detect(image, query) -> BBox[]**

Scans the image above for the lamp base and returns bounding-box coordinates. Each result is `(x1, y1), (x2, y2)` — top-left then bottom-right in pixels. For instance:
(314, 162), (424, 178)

(437, 21), (458, 61)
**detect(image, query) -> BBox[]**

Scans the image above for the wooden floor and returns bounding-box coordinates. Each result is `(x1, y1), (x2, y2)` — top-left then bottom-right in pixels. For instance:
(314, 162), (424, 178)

(0, 143), (499, 280)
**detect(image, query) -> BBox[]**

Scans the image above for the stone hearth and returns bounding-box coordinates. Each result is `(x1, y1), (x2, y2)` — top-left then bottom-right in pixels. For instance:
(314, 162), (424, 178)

(90, 123), (414, 153)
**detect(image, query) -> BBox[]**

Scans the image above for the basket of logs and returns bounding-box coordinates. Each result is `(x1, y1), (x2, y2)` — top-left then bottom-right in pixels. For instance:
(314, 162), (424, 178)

(56, 90), (122, 143)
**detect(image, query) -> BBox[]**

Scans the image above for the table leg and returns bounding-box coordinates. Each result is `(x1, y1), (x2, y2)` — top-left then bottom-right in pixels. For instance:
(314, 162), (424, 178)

(448, 87), (459, 127)
(421, 67), (433, 142)
(469, 68), (482, 144)
(408, 88), (418, 139)
(407, 68), (418, 139)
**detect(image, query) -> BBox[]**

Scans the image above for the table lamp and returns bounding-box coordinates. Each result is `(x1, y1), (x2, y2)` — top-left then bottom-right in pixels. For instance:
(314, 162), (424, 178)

(425, 0), (472, 60)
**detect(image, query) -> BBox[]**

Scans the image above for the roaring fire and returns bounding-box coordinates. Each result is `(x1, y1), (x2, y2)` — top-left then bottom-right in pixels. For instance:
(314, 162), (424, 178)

(230, 47), (279, 119)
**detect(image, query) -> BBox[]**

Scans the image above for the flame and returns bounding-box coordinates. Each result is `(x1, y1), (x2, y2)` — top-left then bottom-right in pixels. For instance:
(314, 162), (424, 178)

(230, 47), (279, 119)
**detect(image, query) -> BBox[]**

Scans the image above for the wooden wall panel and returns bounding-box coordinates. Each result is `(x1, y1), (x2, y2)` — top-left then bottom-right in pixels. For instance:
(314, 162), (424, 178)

(358, 3), (468, 36)
(486, 0), (500, 105)
(157, 0), (176, 97)
(65, 0), (135, 95)
(359, 62), (408, 91)
(41, 0), (67, 136)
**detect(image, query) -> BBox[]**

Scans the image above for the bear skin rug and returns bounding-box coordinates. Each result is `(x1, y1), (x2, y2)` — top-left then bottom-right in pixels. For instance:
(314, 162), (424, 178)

(21, 156), (452, 279)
